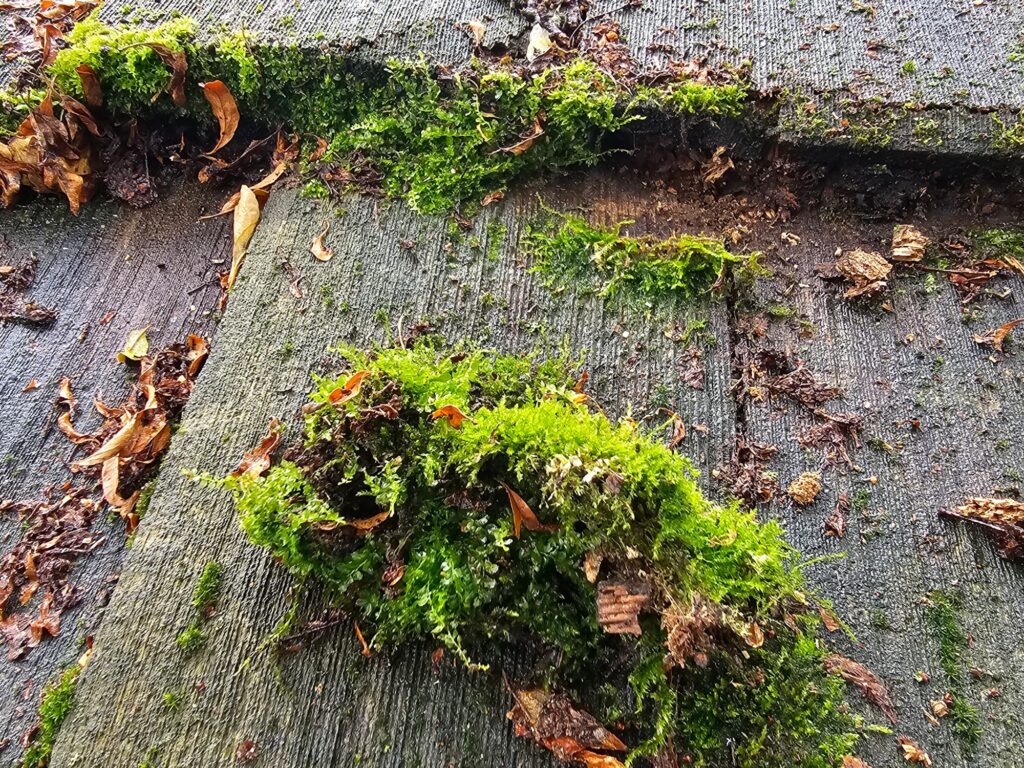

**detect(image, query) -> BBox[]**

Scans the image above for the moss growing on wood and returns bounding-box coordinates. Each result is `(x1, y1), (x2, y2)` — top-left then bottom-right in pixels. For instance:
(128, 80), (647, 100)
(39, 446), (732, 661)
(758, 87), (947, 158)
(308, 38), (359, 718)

(22, 665), (81, 768)
(192, 560), (223, 609)
(222, 336), (861, 765)
(525, 210), (735, 303)
(46, 14), (751, 214)
(925, 589), (981, 748)
(176, 621), (205, 652)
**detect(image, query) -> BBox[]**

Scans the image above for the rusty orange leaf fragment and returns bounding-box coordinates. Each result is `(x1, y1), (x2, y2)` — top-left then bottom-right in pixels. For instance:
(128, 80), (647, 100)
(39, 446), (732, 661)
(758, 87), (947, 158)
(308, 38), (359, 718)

(200, 80), (239, 155)
(431, 404), (469, 428)
(75, 63), (102, 107)
(897, 737), (931, 766)
(230, 418), (281, 480)
(328, 370), (370, 405)
(354, 621), (372, 656)
(310, 220), (333, 262)
(500, 482), (559, 539)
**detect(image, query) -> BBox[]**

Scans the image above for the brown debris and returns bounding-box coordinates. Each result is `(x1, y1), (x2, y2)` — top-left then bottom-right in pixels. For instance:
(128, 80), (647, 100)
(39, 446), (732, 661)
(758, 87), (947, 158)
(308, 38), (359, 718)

(823, 249), (892, 298)
(897, 737), (931, 766)
(940, 497), (1024, 560)
(712, 437), (779, 506)
(500, 482), (560, 538)
(797, 409), (863, 469)
(507, 686), (627, 768)
(824, 654), (897, 724)
(973, 318), (1022, 353)
(823, 493), (849, 538)
(842, 758), (873, 768)
(231, 418), (282, 481)
(678, 346), (704, 390)
(891, 225), (928, 263)
(0, 254), (56, 326)
(596, 579), (651, 636)
(750, 348), (839, 408)
(787, 471), (822, 506)
(0, 489), (102, 660)
(662, 593), (724, 669)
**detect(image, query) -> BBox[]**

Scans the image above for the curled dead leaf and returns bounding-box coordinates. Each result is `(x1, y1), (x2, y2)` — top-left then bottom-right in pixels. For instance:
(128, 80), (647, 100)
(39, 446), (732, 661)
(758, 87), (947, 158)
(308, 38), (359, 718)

(200, 80), (239, 155)
(431, 404), (469, 428)
(116, 327), (149, 363)
(500, 481), (559, 539)
(310, 220), (333, 262)
(526, 24), (553, 61)
(328, 370), (370, 405)
(226, 185), (260, 291)
(494, 116), (544, 156)
(75, 63), (102, 107)
(144, 43), (188, 107)
(824, 654), (897, 724)
(230, 418), (281, 480)
(973, 317), (1023, 353)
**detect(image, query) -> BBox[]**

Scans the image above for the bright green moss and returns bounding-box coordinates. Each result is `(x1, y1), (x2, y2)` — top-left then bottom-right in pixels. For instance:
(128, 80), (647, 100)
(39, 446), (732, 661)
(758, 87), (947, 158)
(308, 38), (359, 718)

(525, 210), (736, 303)
(223, 336), (860, 764)
(1, 86), (46, 137)
(972, 227), (1024, 260)
(192, 560), (223, 609)
(176, 622), (205, 653)
(639, 80), (747, 118)
(50, 15), (197, 115)
(991, 112), (1024, 149)
(925, 590), (981, 748)
(22, 666), (81, 768)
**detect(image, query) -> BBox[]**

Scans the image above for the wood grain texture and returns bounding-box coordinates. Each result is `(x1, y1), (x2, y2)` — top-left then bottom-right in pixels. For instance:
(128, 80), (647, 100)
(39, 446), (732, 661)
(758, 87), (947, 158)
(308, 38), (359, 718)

(0, 181), (229, 752)
(50, 174), (734, 768)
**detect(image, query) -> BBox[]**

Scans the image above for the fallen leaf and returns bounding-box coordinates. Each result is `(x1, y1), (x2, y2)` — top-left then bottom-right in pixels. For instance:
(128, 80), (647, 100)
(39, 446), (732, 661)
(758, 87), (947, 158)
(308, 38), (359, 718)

(507, 686), (627, 766)
(481, 190), (504, 206)
(494, 116), (544, 156)
(897, 737), (931, 766)
(75, 63), (102, 107)
(825, 654), (897, 724)
(940, 497), (1023, 560)
(144, 43), (188, 107)
(596, 579), (651, 636)
(582, 551), (602, 583)
(526, 24), (553, 61)
(842, 758), (873, 768)
(230, 418), (281, 479)
(929, 698), (949, 718)
(973, 317), (1023, 353)
(431, 404), (469, 428)
(348, 510), (391, 534)
(116, 327), (149, 363)
(310, 220), (333, 262)
(666, 410), (686, 449)
(328, 370), (370, 405)
(823, 493), (849, 538)
(200, 80), (239, 155)
(226, 184), (260, 291)
(500, 481), (559, 538)
(71, 411), (145, 469)
(23, 378), (38, 392)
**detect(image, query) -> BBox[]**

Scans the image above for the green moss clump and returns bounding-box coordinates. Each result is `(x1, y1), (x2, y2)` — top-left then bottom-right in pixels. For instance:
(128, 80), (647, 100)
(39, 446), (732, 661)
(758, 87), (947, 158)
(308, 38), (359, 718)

(22, 666), (81, 768)
(47, 15), (751, 214)
(925, 590), (981, 748)
(972, 228), (1024, 260)
(49, 15), (197, 116)
(224, 336), (860, 765)
(192, 561), (223, 609)
(176, 622), (205, 653)
(991, 112), (1024, 149)
(525, 210), (735, 303)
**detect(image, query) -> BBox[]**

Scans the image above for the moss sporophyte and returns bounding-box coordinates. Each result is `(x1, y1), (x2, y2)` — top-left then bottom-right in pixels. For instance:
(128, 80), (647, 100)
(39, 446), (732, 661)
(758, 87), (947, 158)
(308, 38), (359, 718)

(221, 336), (872, 767)
(41, 15), (751, 213)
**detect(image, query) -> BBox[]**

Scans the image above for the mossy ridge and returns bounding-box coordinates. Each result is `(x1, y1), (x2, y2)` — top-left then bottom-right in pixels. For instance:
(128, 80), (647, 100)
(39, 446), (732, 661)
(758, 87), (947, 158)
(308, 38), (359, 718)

(924, 589), (981, 749)
(47, 15), (751, 214)
(223, 337), (862, 766)
(22, 664), (82, 768)
(525, 209), (737, 304)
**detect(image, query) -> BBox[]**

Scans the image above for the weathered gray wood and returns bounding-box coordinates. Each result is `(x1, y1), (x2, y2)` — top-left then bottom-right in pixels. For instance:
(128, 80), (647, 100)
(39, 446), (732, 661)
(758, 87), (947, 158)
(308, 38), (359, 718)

(51, 172), (735, 767)
(0, 182), (229, 752)
(745, 216), (1024, 766)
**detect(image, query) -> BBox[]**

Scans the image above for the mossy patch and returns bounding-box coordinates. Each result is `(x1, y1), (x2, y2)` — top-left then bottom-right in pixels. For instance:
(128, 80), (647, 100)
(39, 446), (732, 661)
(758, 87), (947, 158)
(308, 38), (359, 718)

(46, 14), (751, 214)
(925, 589), (981, 748)
(525, 210), (736, 304)
(221, 336), (863, 766)
(175, 560), (223, 655)
(22, 665), (81, 768)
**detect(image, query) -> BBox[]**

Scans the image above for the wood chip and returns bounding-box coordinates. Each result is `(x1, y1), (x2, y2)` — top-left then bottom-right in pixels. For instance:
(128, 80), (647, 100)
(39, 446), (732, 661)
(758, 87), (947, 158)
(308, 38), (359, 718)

(891, 225), (928, 262)
(596, 579), (651, 635)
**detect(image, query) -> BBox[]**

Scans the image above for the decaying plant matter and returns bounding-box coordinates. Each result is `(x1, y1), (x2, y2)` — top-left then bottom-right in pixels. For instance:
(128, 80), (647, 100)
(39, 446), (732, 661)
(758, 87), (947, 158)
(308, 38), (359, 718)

(224, 334), (882, 767)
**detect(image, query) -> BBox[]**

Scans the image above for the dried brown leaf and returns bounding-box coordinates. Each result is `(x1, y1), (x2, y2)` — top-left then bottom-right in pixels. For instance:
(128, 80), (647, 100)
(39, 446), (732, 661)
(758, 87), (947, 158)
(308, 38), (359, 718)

(226, 184), (260, 290)
(973, 317), (1023, 353)
(144, 43), (187, 106)
(328, 370), (369, 405)
(431, 404), (469, 429)
(75, 63), (102, 107)
(500, 481), (559, 539)
(824, 654), (897, 724)
(230, 418), (281, 480)
(200, 80), (239, 155)
(897, 737), (931, 766)
(310, 220), (333, 262)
